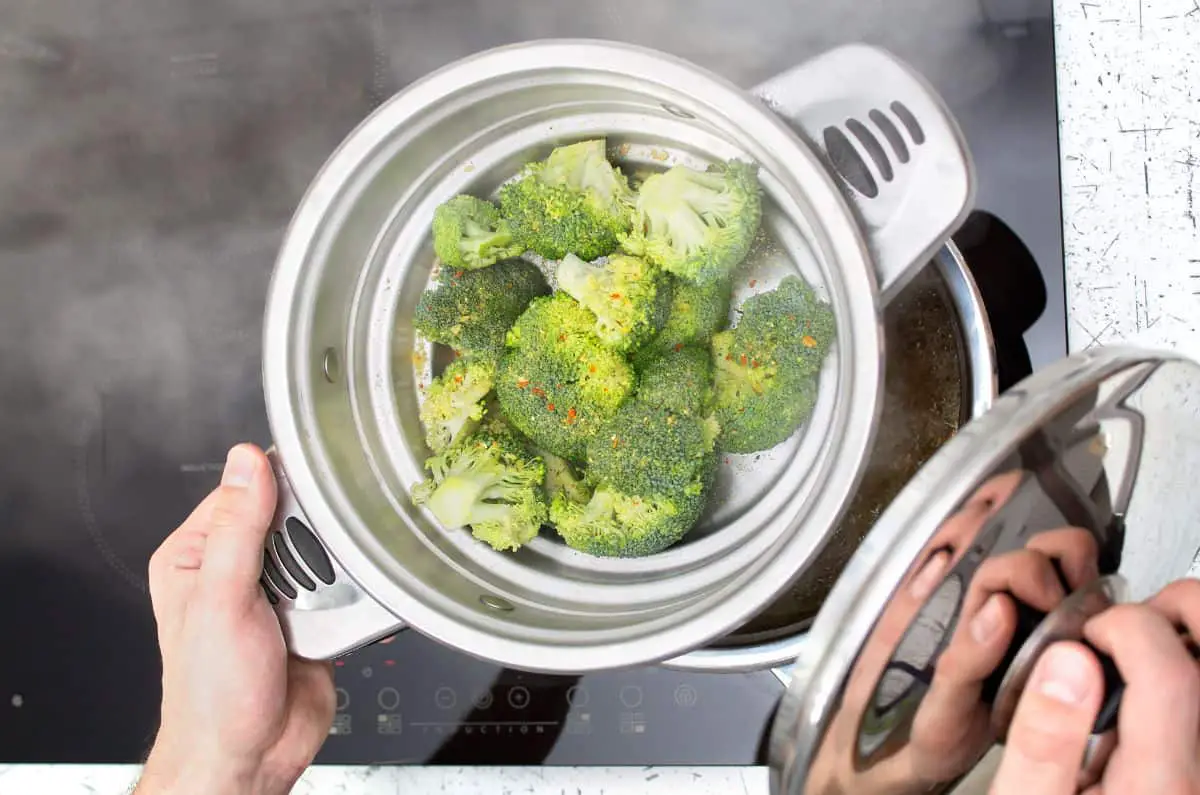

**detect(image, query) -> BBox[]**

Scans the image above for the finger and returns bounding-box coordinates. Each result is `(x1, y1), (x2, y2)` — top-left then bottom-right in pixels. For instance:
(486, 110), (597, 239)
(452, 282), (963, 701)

(963, 549), (1066, 620)
(1147, 578), (1200, 636)
(1024, 527), (1099, 590)
(990, 642), (1103, 795)
(1084, 603), (1200, 775)
(915, 593), (1016, 753)
(198, 444), (277, 604)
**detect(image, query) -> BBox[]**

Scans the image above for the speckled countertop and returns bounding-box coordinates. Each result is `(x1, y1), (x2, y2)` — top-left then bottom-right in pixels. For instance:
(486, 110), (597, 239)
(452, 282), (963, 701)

(2, 0), (1196, 792)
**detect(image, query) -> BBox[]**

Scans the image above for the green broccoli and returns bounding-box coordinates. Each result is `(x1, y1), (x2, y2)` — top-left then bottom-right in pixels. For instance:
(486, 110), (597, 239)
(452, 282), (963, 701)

(638, 275), (732, 358)
(411, 422), (547, 552)
(585, 398), (717, 497)
(555, 253), (670, 352)
(496, 294), (635, 462)
(540, 449), (591, 505)
(499, 139), (634, 261)
(413, 259), (550, 362)
(710, 276), (835, 454)
(432, 195), (525, 270)
(623, 160), (762, 285)
(732, 275), (836, 377)
(635, 345), (713, 416)
(549, 458), (715, 557)
(418, 358), (495, 453)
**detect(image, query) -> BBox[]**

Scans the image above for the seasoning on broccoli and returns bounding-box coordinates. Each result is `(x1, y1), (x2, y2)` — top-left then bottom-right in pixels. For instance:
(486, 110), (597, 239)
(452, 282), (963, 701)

(555, 253), (670, 353)
(635, 345), (714, 416)
(638, 274), (732, 358)
(413, 259), (550, 362)
(585, 398), (718, 498)
(431, 194), (525, 270)
(623, 160), (762, 285)
(710, 276), (835, 454)
(549, 457), (715, 558)
(499, 139), (635, 261)
(411, 419), (548, 552)
(418, 359), (495, 453)
(495, 294), (635, 462)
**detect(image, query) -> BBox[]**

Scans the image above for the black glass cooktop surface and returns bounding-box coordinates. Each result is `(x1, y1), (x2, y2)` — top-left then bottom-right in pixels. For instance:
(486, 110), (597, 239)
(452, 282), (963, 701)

(0, 0), (1062, 764)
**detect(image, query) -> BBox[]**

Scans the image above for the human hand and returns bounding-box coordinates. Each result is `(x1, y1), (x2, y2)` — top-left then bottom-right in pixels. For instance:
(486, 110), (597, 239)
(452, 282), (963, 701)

(991, 579), (1200, 795)
(136, 444), (336, 795)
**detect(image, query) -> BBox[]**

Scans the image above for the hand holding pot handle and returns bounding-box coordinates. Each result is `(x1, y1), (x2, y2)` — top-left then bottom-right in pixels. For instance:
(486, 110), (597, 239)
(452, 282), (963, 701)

(752, 45), (976, 303)
(137, 445), (335, 795)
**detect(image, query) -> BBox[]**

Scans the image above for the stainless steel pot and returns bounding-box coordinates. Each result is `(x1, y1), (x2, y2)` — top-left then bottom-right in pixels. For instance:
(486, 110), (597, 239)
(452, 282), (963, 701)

(259, 40), (976, 673)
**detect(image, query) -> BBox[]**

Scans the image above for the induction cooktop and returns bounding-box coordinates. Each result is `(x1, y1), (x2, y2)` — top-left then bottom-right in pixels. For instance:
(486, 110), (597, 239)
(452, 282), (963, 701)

(0, 0), (1062, 765)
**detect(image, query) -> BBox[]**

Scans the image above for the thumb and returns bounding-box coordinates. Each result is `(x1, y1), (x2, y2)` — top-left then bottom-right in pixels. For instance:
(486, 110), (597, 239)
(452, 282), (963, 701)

(990, 642), (1103, 795)
(199, 444), (278, 605)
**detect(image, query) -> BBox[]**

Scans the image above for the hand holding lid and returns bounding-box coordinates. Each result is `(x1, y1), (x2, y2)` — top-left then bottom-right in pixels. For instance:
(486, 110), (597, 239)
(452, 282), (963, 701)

(769, 348), (1200, 794)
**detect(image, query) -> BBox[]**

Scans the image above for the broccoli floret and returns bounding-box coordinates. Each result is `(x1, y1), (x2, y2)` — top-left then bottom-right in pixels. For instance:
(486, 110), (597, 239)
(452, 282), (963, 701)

(639, 275), (732, 358)
(419, 358), (495, 453)
(496, 294), (636, 462)
(623, 160), (762, 285)
(549, 458), (715, 557)
(432, 195), (525, 270)
(635, 345), (713, 416)
(413, 259), (550, 362)
(499, 139), (634, 261)
(411, 425), (548, 552)
(709, 276), (835, 453)
(540, 449), (591, 505)
(556, 253), (670, 352)
(585, 399), (717, 497)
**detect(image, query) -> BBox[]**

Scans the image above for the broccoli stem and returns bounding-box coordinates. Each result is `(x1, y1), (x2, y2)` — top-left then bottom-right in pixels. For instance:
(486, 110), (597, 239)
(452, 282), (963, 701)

(426, 474), (489, 527)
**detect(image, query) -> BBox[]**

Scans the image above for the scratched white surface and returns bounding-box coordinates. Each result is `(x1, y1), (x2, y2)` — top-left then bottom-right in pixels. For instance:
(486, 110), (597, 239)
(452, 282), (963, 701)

(1, 2), (1195, 793)
(1057, 0), (1200, 359)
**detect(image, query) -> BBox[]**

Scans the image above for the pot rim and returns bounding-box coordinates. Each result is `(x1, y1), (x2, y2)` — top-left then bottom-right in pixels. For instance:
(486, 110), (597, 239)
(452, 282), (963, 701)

(264, 38), (887, 671)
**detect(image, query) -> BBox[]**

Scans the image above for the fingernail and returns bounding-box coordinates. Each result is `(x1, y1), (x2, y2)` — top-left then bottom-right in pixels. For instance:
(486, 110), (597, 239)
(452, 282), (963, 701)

(1034, 644), (1094, 706)
(971, 594), (1003, 644)
(222, 446), (256, 488)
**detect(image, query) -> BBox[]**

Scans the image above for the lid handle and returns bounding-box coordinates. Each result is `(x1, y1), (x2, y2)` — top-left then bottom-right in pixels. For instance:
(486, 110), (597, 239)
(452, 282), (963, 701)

(753, 45), (976, 303)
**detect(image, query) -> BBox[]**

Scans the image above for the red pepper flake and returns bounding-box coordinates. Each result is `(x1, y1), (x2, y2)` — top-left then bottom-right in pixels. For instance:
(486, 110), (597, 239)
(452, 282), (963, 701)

(749, 279), (757, 287)
(567, 407), (577, 420)
(547, 403), (556, 412)
(739, 354), (748, 366)
(453, 374), (464, 384)
(801, 335), (817, 348)
(516, 378), (530, 389)
(611, 436), (621, 449)
(751, 360), (759, 369)
(725, 353), (733, 361)
(672, 343), (683, 352)
(532, 387), (545, 398)
(589, 365), (597, 373)
(453, 350), (463, 358)
(558, 333), (567, 342)
(454, 270), (465, 279)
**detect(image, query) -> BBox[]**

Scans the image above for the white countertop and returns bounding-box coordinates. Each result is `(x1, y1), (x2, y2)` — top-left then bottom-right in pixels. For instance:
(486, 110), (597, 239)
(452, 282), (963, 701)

(4, 1), (1197, 792)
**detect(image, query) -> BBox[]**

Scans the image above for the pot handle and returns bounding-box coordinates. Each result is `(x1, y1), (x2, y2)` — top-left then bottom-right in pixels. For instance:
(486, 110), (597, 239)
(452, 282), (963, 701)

(753, 44), (976, 303)
(260, 447), (406, 660)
